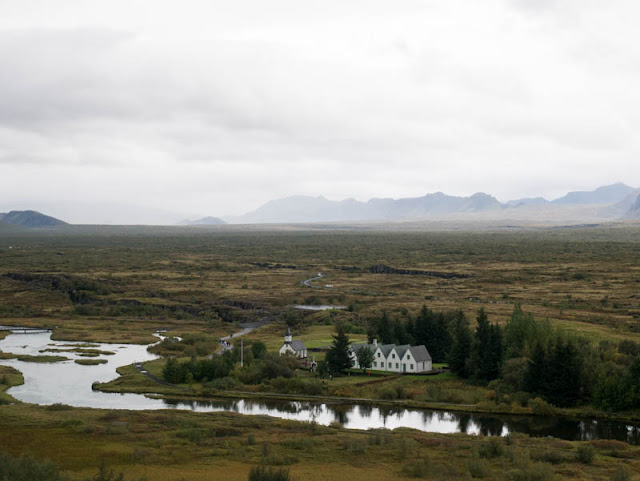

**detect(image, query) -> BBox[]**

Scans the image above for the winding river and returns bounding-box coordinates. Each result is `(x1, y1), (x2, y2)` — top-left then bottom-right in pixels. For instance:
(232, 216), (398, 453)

(1, 329), (639, 445)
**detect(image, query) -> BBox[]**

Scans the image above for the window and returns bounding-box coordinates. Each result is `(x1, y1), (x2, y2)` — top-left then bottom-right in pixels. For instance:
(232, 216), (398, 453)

(373, 362), (377, 367)
(388, 362), (392, 368)
(410, 364), (414, 369)
(396, 363), (399, 368)
(377, 353), (380, 357)
(392, 354), (395, 359)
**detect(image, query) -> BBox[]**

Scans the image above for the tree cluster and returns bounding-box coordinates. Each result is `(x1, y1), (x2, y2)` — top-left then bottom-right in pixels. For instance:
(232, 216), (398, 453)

(371, 306), (452, 362)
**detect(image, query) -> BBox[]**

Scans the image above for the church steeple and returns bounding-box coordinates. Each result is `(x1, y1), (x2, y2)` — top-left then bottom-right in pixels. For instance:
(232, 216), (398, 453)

(284, 327), (292, 344)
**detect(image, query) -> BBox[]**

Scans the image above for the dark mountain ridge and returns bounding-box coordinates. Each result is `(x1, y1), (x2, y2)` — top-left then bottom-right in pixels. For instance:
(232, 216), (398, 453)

(0, 210), (67, 228)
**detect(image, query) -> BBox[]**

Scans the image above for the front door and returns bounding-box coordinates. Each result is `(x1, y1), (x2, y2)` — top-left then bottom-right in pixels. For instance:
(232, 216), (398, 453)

(403, 363), (406, 372)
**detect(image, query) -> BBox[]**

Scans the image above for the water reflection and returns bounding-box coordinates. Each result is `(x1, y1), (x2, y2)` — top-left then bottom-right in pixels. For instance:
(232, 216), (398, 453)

(1, 331), (639, 445)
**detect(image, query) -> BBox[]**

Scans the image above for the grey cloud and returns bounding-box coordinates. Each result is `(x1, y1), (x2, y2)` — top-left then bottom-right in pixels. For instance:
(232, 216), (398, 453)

(0, 1), (639, 222)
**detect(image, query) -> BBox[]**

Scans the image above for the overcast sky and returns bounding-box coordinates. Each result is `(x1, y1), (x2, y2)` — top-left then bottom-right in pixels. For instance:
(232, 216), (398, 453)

(1, 0), (639, 224)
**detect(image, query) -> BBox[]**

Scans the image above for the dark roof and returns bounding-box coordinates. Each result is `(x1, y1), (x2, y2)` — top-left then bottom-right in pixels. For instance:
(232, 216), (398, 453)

(409, 345), (432, 362)
(290, 340), (306, 351)
(350, 343), (375, 354)
(394, 344), (411, 359)
(378, 344), (397, 358)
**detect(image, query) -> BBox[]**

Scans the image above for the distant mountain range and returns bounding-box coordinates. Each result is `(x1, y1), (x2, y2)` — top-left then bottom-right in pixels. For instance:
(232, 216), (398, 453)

(2, 184), (640, 227)
(179, 216), (227, 226)
(223, 183), (640, 224)
(0, 210), (67, 228)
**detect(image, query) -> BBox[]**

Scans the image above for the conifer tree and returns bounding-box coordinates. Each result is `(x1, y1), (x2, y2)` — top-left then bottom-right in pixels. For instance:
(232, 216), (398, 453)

(448, 311), (472, 378)
(326, 323), (353, 374)
(376, 311), (394, 344)
(524, 342), (548, 396)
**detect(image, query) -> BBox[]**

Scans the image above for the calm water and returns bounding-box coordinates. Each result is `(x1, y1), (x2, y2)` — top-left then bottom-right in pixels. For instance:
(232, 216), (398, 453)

(1, 331), (639, 444)
(293, 305), (347, 311)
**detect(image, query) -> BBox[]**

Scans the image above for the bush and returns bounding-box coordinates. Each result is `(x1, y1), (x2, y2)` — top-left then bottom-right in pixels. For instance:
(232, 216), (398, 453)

(531, 449), (569, 465)
(611, 465), (631, 481)
(0, 451), (66, 481)
(400, 458), (430, 478)
(248, 466), (291, 481)
(506, 463), (554, 481)
(378, 386), (398, 400)
(468, 459), (489, 478)
(529, 397), (554, 416)
(576, 444), (595, 464)
(478, 438), (503, 459)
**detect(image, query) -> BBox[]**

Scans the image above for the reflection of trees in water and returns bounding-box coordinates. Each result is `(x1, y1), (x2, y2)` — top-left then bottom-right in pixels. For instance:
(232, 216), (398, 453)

(358, 404), (373, 418)
(476, 416), (505, 437)
(421, 411), (435, 425)
(377, 406), (405, 421)
(329, 404), (353, 425)
(162, 397), (640, 446)
(456, 414), (471, 434)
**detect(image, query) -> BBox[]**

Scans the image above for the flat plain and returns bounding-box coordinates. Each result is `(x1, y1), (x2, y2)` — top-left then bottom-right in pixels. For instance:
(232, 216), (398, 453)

(1, 223), (640, 480)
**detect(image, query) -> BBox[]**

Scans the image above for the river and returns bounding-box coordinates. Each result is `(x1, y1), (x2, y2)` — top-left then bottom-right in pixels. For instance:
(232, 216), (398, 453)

(1, 330), (639, 444)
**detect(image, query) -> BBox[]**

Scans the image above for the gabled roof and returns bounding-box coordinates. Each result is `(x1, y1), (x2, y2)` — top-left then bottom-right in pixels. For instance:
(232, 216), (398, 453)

(409, 345), (432, 362)
(395, 344), (411, 359)
(378, 344), (396, 358)
(290, 340), (306, 351)
(350, 343), (375, 354)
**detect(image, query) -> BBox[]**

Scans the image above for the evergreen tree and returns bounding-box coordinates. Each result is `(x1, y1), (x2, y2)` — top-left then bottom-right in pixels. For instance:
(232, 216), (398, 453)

(546, 338), (582, 407)
(326, 323), (353, 374)
(394, 322), (410, 345)
(468, 308), (502, 383)
(485, 323), (504, 381)
(524, 342), (548, 396)
(430, 312), (452, 363)
(376, 311), (394, 344)
(414, 305), (432, 346)
(468, 308), (491, 381)
(403, 318), (416, 346)
(162, 357), (182, 383)
(448, 311), (472, 378)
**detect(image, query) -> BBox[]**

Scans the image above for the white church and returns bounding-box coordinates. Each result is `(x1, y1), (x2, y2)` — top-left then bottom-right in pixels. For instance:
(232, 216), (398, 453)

(349, 339), (432, 373)
(278, 327), (308, 359)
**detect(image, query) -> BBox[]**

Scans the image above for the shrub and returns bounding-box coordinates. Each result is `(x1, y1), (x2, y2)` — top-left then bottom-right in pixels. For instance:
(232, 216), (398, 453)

(576, 444), (595, 464)
(248, 466), (291, 481)
(400, 458), (430, 478)
(468, 459), (489, 478)
(378, 386), (398, 400)
(611, 465), (631, 481)
(529, 397), (554, 416)
(0, 451), (66, 481)
(506, 463), (554, 481)
(531, 449), (569, 465)
(478, 438), (503, 459)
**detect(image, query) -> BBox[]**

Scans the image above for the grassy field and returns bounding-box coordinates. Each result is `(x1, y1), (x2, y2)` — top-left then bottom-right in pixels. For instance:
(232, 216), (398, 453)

(1, 225), (639, 345)
(2, 224), (640, 479)
(0, 402), (639, 481)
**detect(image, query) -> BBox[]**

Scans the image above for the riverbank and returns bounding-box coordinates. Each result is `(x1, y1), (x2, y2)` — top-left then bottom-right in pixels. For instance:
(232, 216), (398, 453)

(0, 365), (23, 404)
(96, 361), (640, 427)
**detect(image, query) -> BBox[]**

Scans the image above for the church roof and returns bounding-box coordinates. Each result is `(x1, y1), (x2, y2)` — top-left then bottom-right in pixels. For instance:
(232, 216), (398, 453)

(290, 340), (306, 351)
